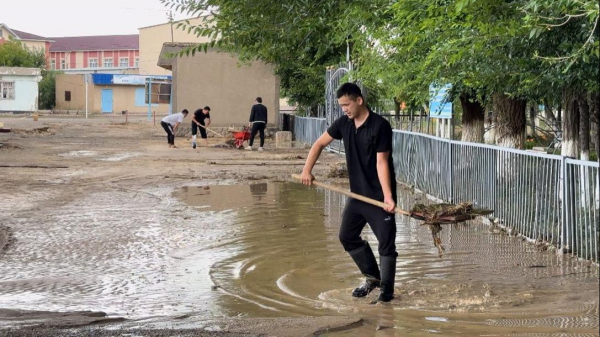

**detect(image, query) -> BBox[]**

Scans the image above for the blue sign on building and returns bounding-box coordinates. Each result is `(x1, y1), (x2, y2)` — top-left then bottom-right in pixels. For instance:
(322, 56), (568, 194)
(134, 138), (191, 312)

(91, 74), (172, 85)
(429, 84), (453, 119)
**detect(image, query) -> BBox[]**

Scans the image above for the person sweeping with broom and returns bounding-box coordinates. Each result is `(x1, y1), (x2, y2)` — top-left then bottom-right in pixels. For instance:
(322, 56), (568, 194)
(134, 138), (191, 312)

(300, 82), (397, 303)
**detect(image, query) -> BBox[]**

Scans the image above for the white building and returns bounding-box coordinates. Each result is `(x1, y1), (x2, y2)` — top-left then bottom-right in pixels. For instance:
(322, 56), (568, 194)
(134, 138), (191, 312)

(0, 67), (42, 112)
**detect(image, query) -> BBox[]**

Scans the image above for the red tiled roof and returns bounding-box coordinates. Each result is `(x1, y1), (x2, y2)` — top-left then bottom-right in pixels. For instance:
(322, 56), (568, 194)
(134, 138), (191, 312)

(7, 28), (51, 41)
(49, 35), (139, 52)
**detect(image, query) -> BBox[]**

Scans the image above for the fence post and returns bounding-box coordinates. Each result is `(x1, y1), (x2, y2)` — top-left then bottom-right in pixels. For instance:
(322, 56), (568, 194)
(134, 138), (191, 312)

(560, 155), (567, 253)
(449, 139), (453, 203)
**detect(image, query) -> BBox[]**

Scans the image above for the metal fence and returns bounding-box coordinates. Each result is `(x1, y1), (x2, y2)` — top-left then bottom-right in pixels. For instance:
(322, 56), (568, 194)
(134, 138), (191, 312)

(393, 130), (599, 263)
(449, 137), (564, 246)
(564, 160), (599, 262)
(293, 117), (326, 146)
(293, 117), (600, 263)
(380, 114), (435, 135)
(393, 131), (452, 201)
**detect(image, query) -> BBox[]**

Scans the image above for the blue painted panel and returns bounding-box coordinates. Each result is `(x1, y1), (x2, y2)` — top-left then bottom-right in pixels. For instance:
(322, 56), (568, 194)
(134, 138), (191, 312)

(101, 89), (113, 113)
(92, 74), (113, 85)
(135, 87), (145, 106)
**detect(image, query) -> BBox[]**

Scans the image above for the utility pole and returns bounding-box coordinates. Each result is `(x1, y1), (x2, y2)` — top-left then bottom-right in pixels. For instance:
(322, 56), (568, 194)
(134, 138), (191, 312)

(168, 11), (174, 42)
(85, 74), (89, 119)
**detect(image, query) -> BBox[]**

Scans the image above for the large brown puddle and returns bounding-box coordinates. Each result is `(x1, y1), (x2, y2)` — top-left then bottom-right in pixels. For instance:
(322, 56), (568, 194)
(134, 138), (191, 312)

(1, 182), (598, 336)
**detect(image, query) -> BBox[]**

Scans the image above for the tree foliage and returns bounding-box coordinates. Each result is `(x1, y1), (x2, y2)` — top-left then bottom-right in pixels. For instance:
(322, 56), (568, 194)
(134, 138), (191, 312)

(162, 0), (598, 147)
(161, 0), (391, 107)
(0, 40), (46, 68)
(38, 70), (57, 110)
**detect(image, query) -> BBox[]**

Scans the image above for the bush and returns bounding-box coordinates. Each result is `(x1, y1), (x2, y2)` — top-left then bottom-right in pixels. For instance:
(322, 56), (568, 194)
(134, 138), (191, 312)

(38, 70), (59, 110)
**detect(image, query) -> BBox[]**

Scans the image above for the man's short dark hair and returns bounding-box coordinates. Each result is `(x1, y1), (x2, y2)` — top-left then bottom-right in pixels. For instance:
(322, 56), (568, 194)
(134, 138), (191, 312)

(182, 109), (189, 114)
(336, 83), (363, 100)
(256, 97), (262, 103)
(204, 106), (211, 111)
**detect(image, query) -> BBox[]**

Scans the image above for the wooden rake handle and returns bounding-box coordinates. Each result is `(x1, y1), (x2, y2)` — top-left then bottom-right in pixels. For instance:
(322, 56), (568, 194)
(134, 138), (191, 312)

(291, 174), (411, 216)
(197, 123), (225, 138)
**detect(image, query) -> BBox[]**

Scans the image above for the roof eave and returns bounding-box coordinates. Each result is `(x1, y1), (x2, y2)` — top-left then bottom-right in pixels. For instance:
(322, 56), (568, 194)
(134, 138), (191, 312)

(49, 48), (139, 53)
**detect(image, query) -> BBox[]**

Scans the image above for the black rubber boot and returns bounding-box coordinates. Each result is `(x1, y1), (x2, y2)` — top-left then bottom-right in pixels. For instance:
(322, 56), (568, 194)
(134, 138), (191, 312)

(377, 255), (396, 302)
(348, 243), (381, 298)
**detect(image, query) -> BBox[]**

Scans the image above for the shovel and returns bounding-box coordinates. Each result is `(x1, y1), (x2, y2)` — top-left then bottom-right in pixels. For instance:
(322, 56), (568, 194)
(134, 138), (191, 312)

(291, 174), (493, 257)
(197, 123), (226, 138)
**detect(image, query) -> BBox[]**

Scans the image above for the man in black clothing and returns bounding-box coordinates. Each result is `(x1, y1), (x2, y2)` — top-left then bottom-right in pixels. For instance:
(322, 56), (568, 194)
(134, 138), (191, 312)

(300, 83), (397, 303)
(191, 106), (211, 148)
(246, 97), (268, 151)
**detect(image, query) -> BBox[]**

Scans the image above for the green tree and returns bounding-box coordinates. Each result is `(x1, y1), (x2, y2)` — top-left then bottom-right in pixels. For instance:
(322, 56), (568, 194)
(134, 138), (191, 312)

(161, 0), (598, 153)
(161, 0), (387, 108)
(0, 40), (46, 68)
(522, 0), (599, 158)
(354, 0), (598, 150)
(38, 70), (57, 110)
(0, 39), (54, 110)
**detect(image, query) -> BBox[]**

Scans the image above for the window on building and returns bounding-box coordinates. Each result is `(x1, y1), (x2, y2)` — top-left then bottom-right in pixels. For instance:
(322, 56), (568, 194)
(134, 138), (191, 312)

(119, 57), (129, 67)
(61, 59), (66, 69)
(65, 91), (71, 102)
(89, 58), (98, 68)
(134, 58), (139, 68)
(0, 82), (15, 100)
(104, 58), (113, 68)
(51, 60), (56, 70)
(145, 82), (171, 104)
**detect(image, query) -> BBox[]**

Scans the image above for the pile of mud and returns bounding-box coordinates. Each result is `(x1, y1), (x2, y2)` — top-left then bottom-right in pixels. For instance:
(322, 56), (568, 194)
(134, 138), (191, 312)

(0, 225), (15, 254)
(0, 142), (19, 150)
(327, 161), (348, 178)
(14, 127), (52, 135)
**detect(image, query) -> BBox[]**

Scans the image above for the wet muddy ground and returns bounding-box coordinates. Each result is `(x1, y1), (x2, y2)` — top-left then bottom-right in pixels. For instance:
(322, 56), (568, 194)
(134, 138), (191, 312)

(0, 117), (598, 336)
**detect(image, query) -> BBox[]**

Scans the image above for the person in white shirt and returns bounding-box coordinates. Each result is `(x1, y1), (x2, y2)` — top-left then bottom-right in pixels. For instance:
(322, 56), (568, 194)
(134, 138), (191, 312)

(160, 109), (189, 148)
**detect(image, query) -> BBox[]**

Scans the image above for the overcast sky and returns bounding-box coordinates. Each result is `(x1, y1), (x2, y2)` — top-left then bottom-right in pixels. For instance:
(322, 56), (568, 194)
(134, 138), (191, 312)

(2, 0), (191, 37)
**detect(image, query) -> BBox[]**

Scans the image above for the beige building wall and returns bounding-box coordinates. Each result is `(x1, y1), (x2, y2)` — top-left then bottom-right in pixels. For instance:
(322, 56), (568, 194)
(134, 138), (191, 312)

(173, 50), (279, 127)
(55, 74), (90, 111)
(0, 28), (47, 53)
(91, 85), (169, 114)
(22, 40), (47, 53)
(138, 16), (212, 75)
(0, 27), (12, 40)
(76, 51), (84, 68)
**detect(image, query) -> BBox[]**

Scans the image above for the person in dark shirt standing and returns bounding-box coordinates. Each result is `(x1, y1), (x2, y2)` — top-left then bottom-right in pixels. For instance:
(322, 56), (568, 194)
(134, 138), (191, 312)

(246, 97), (268, 151)
(191, 106), (211, 148)
(300, 83), (397, 303)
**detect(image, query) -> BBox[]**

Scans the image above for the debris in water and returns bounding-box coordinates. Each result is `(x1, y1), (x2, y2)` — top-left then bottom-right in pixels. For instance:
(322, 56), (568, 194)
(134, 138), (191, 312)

(409, 202), (493, 258)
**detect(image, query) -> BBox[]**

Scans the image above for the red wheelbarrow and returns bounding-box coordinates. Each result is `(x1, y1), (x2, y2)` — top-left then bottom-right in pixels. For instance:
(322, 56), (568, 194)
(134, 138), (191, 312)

(228, 126), (251, 149)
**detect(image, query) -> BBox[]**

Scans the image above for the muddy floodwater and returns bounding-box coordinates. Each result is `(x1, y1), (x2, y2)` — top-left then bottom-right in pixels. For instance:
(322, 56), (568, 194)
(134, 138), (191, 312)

(2, 179), (597, 336)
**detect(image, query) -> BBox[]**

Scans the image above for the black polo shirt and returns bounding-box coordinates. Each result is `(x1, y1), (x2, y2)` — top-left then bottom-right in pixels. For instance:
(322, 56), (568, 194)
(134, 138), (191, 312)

(327, 111), (397, 203)
(194, 108), (211, 125)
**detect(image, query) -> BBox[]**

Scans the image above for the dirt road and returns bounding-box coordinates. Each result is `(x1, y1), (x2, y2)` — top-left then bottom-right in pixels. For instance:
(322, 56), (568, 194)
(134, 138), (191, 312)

(0, 116), (598, 337)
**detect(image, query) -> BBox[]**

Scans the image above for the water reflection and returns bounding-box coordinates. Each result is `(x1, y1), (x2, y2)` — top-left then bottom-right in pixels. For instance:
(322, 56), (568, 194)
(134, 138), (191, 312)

(0, 182), (596, 335)
(249, 183), (268, 201)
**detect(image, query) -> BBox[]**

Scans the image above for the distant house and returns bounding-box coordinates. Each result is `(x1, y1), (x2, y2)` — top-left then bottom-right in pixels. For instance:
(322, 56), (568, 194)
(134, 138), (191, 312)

(1, 24), (139, 74)
(48, 35), (139, 73)
(0, 23), (53, 61)
(55, 73), (171, 114)
(0, 67), (42, 113)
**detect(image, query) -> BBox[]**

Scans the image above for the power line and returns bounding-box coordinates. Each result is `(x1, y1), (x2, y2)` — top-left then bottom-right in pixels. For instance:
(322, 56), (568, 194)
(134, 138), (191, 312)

(118, 7), (170, 12)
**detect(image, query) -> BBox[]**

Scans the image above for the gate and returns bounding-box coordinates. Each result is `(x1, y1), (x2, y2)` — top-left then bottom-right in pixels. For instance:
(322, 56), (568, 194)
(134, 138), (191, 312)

(325, 63), (351, 153)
